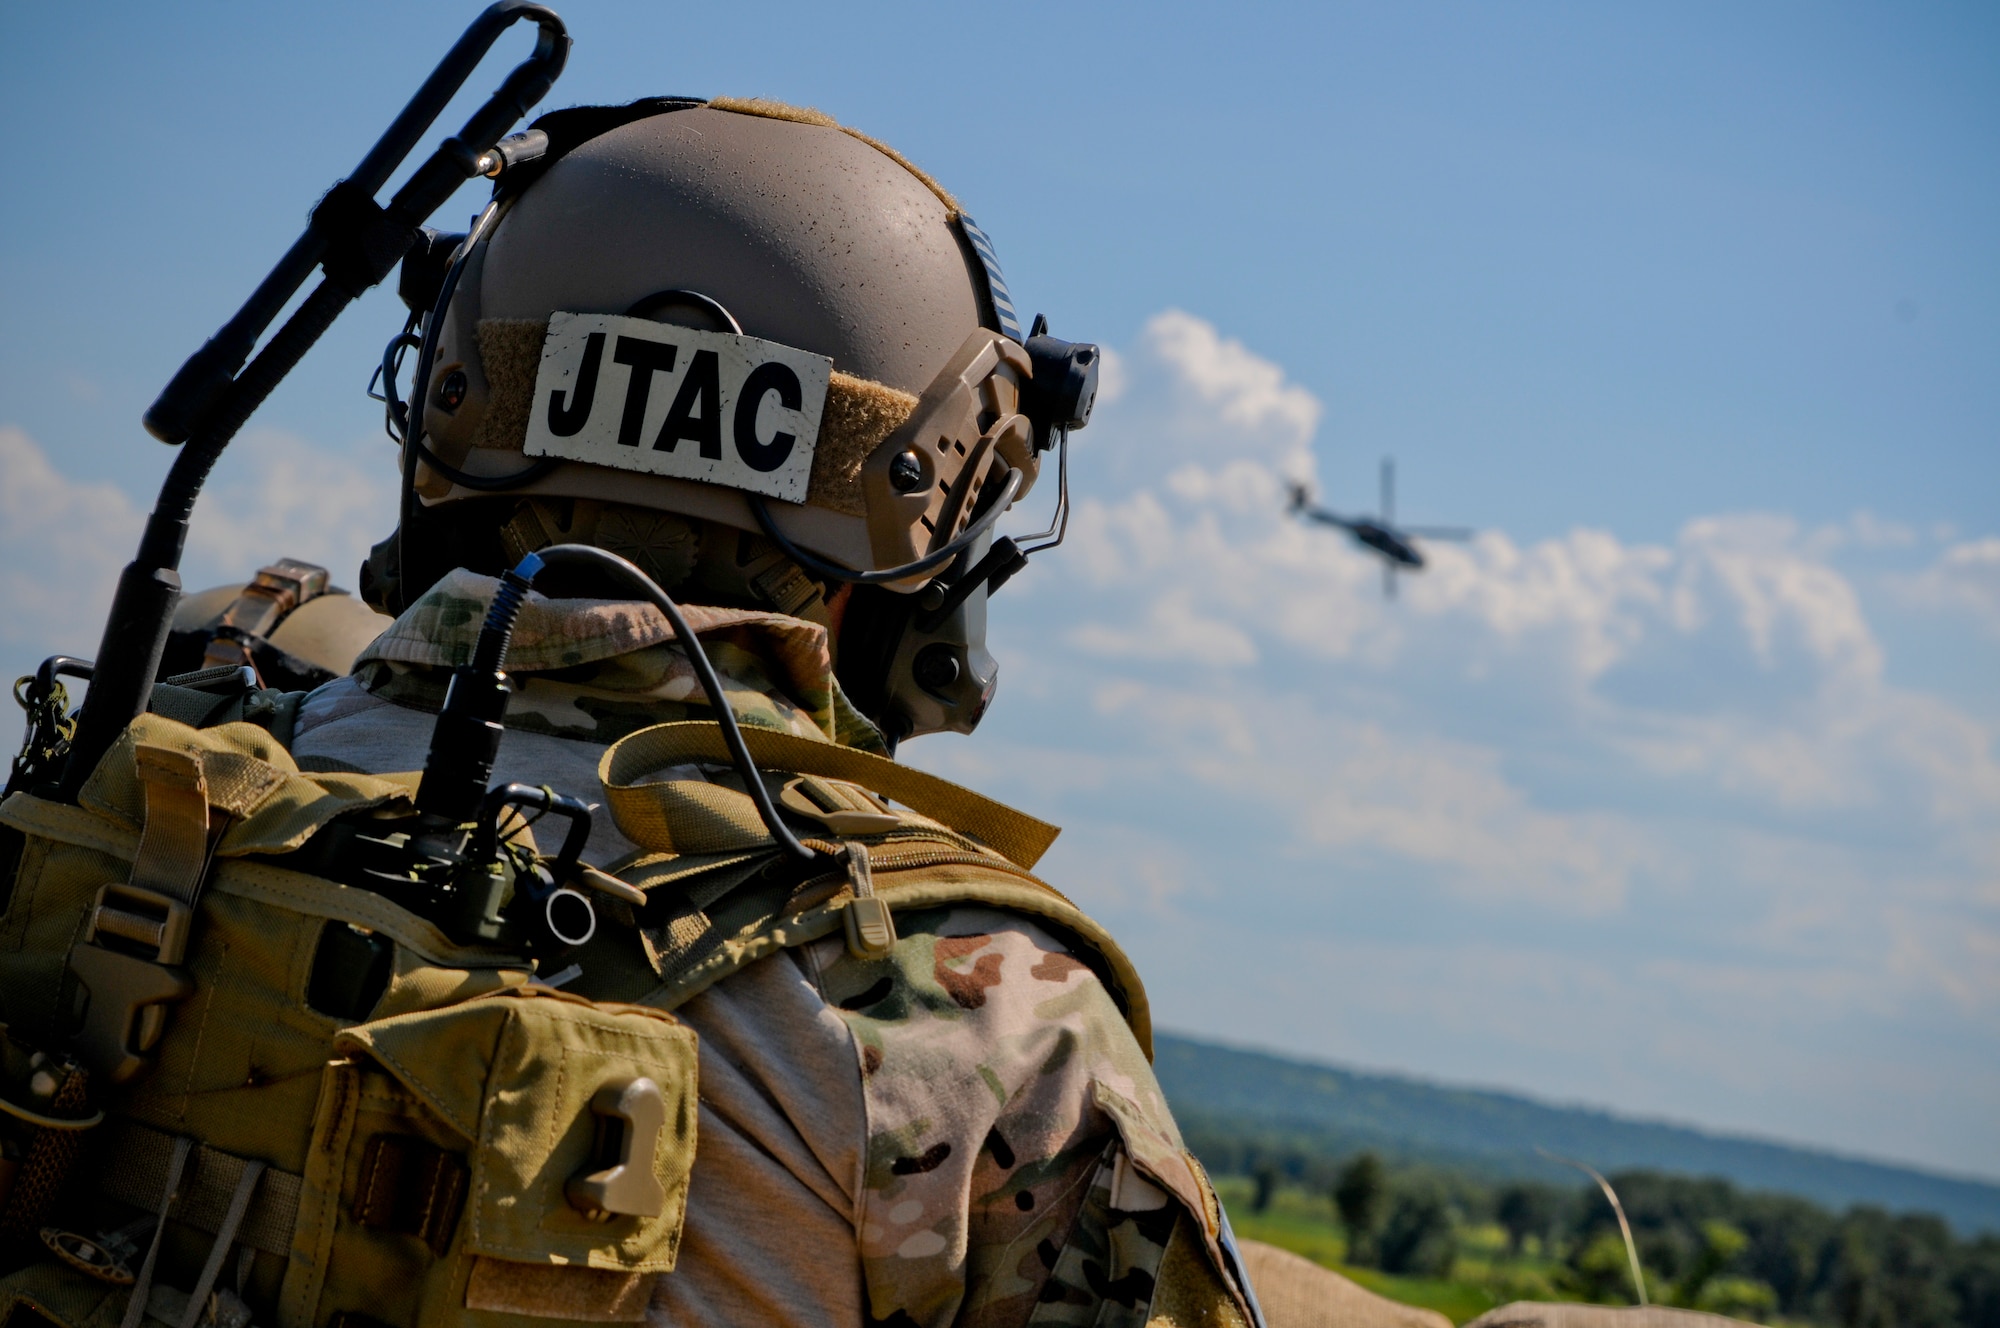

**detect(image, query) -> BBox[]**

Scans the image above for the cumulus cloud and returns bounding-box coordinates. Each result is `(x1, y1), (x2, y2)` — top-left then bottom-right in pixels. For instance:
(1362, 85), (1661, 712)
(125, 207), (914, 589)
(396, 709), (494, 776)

(0, 426), (144, 658)
(915, 310), (2000, 1173)
(0, 425), (395, 665)
(1145, 309), (1321, 460)
(1899, 536), (2000, 636)
(3, 321), (1996, 1172)
(185, 430), (397, 587)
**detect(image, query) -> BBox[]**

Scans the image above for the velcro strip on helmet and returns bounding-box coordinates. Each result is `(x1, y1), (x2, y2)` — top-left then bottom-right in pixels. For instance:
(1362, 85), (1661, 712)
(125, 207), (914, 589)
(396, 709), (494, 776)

(467, 318), (918, 519)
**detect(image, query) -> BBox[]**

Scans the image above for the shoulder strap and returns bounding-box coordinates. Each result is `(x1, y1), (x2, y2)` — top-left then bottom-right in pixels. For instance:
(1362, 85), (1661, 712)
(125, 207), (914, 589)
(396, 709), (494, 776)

(599, 721), (1058, 868)
(629, 840), (1154, 1058)
(597, 722), (1153, 1056)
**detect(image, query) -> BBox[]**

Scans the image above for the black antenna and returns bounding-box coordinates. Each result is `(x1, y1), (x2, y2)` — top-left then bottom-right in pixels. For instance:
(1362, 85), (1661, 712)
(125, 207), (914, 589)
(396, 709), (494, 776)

(57, 4), (569, 800)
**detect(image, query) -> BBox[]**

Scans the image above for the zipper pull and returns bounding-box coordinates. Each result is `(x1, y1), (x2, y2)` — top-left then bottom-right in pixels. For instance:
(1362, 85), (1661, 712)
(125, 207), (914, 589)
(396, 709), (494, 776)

(841, 841), (896, 959)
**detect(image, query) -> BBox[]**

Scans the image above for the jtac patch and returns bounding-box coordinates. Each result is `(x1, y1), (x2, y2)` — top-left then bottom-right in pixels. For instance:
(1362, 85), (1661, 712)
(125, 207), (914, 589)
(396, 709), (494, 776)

(522, 312), (832, 502)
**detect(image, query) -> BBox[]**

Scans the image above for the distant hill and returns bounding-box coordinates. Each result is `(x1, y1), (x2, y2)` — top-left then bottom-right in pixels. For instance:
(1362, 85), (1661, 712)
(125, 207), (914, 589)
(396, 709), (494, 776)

(1154, 1033), (2000, 1236)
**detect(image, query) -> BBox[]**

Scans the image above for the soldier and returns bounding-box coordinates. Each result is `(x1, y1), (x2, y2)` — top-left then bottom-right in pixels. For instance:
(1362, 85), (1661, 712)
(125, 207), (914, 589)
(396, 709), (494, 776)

(333, 95), (1264, 1327)
(0, 98), (1263, 1328)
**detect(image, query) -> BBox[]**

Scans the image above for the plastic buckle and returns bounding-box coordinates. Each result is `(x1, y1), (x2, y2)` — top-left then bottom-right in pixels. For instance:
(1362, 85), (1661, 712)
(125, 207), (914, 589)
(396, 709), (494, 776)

(251, 558), (330, 607)
(779, 776), (901, 837)
(67, 883), (197, 1086)
(84, 882), (193, 964)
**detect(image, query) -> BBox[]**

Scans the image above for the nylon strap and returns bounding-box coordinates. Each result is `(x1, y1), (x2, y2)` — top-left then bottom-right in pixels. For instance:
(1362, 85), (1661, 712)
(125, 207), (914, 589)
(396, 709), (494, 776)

(128, 745), (213, 907)
(98, 1119), (302, 1259)
(120, 1135), (192, 1328)
(600, 722), (1059, 868)
(176, 1158), (266, 1328)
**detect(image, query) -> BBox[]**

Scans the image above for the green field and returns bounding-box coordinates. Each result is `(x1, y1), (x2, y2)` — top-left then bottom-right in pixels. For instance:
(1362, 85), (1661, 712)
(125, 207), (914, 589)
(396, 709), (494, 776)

(1215, 1176), (1573, 1326)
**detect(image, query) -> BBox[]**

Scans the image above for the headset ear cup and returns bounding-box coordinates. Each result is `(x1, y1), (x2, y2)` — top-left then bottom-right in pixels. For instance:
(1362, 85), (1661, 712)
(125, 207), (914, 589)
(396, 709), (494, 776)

(833, 584), (914, 743)
(369, 501), (517, 617)
(360, 529), (405, 616)
(834, 540), (1001, 748)
(885, 581), (998, 740)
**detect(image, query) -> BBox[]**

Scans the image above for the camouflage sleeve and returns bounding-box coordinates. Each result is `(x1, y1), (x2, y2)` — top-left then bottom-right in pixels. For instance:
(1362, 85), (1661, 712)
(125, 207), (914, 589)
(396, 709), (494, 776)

(802, 905), (1252, 1328)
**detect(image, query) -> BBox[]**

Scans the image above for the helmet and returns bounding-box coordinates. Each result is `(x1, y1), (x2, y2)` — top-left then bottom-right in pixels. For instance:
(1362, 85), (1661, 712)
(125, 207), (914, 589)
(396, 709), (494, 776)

(372, 97), (1097, 746)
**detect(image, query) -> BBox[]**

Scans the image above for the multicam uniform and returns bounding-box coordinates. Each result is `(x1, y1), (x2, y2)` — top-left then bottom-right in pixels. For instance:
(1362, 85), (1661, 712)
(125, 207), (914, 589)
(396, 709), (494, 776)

(287, 573), (1252, 1327)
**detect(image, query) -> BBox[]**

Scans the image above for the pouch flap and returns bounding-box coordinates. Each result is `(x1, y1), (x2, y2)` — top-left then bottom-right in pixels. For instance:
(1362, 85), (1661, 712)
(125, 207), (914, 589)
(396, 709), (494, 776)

(1092, 1080), (1256, 1321)
(1091, 1081), (1211, 1229)
(601, 720), (1059, 867)
(77, 712), (417, 856)
(335, 986), (697, 1271)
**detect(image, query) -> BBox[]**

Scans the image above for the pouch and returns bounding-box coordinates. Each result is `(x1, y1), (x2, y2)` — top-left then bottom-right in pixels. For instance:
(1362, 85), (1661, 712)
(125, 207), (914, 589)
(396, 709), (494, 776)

(289, 987), (698, 1327)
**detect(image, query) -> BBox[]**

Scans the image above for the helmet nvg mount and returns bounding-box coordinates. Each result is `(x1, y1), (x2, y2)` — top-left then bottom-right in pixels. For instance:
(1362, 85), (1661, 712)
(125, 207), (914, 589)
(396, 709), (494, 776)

(375, 96), (1099, 747)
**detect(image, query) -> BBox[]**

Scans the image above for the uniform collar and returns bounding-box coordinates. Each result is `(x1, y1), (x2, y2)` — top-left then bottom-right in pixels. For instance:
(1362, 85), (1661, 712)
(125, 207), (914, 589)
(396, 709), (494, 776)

(354, 568), (884, 752)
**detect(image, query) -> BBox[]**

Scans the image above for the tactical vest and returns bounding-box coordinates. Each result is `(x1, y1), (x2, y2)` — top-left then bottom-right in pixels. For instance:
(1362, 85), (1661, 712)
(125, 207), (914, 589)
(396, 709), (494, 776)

(0, 697), (1210, 1328)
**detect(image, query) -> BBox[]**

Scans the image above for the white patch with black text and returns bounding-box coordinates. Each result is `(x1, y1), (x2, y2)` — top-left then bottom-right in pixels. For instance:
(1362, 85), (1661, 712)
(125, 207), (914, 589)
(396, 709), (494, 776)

(522, 312), (831, 502)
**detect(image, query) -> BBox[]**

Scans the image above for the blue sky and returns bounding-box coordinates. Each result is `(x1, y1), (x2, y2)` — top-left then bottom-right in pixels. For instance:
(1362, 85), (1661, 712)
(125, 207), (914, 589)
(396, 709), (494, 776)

(3, 4), (1996, 1179)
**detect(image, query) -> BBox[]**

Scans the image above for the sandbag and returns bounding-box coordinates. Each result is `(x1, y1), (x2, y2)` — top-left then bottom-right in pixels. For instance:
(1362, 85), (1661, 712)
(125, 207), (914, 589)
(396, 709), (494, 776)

(1233, 1240), (1451, 1328)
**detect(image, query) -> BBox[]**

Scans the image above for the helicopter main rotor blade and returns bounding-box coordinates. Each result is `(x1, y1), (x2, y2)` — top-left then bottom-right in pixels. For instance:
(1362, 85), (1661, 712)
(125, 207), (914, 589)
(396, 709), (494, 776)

(1402, 525), (1475, 541)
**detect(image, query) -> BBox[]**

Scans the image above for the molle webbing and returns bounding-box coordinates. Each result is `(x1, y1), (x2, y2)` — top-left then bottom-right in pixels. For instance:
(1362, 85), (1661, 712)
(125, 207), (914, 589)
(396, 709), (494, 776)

(74, 716), (420, 859)
(147, 670), (306, 748)
(99, 1119), (303, 1259)
(471, 319), (918, 518)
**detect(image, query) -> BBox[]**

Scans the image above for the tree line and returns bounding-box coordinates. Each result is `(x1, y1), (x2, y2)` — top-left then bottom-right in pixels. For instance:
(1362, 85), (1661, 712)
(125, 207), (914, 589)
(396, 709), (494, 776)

(1200, 1126), (2000, 1327)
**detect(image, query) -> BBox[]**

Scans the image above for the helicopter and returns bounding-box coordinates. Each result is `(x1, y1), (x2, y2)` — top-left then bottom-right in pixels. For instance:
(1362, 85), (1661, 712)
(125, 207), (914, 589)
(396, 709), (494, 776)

(1286, 457), (1473, 598)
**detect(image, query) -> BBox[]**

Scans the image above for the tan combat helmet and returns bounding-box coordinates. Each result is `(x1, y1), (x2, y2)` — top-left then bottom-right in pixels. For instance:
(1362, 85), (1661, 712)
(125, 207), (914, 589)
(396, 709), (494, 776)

(373, 97), (1097, 746)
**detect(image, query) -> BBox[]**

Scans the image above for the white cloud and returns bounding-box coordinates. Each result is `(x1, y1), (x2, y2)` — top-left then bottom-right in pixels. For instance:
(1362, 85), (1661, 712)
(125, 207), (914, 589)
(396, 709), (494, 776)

(1673, 513), (1881, 679)
(1801, 510), (1921, 559)
(1093, 344), (1129, 407)
(0, 425), (395, 665)
(925, 310), (2000, 1174)
(184, 429), (398, 589)
(1144, 309), (1321, 458)
(1297, 723), (1645, 912)
(1071, 588), (1259, 668)
(0, 426), (144, 658)
(1900, 536), (2000, 636)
